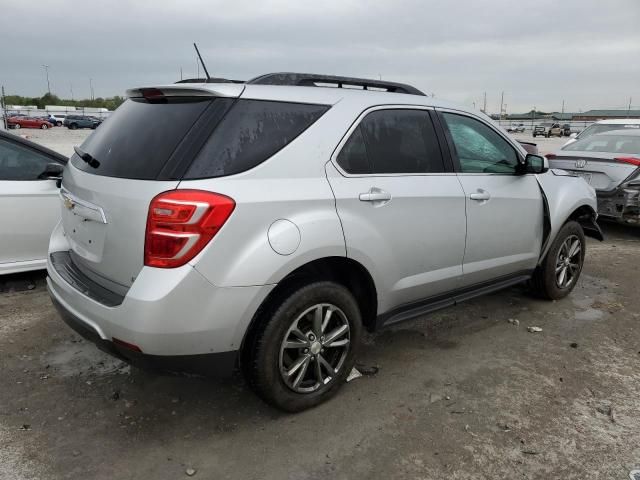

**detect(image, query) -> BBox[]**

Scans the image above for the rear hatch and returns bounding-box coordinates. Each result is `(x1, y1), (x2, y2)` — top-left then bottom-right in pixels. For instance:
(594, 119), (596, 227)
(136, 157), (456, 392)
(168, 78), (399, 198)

(59, 85), (242, 293)
(547, 151), (640, 191)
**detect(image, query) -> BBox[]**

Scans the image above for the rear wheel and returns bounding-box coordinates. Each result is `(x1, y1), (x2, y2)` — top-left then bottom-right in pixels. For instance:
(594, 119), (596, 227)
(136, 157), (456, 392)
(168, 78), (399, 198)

(69, 123), (78, 130)
(14, 123), (20, 129)
(530, 220), (585, 300)
(244, 281), (362, 412)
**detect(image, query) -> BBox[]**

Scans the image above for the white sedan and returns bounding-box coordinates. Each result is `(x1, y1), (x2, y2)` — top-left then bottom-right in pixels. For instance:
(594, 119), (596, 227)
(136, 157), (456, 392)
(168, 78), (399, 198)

(0, 130), (66, 274)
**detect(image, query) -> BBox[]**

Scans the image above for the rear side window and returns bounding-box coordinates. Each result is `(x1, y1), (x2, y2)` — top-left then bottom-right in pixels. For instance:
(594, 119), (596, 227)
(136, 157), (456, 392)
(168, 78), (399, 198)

(337, 109), (445, 174)
(71, 98), (213, 179)
(184, 100), (329, 179)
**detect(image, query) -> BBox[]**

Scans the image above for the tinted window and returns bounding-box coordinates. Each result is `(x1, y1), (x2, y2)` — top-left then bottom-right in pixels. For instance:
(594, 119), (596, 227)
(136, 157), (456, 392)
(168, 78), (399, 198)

(362, 109), (444, 174)
(442, 113), (518, 174)
(338, 109), (444, 174)
(0, 139), (54, 180)
(336, 126), (370, 174)
(71, 98), (213, 179)
(185, 100), (329, 179)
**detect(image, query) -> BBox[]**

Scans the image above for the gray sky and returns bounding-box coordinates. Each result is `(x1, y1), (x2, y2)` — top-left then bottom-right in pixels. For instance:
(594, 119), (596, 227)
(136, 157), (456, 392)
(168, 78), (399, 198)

(2, 0), (639, 113)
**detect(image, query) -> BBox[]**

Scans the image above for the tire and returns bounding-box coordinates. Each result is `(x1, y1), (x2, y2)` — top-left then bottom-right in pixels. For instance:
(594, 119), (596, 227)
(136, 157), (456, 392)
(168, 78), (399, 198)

(41, 124), (48, 130)
(532, 134), (536, 138)
(69, 123), (78, 130)
(530, 220), (585, 300)
(57, 121), (62, 127)
(14, 123), (20, 129)
(244, 281), (362, 412)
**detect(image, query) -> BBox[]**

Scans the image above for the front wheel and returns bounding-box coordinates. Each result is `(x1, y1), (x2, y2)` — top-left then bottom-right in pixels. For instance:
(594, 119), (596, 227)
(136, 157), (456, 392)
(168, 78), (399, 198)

(530, 220), (585, 300)
(69, 123), (78, 130)
(244, 281), (362, 412)
(41, 124), (48, 130)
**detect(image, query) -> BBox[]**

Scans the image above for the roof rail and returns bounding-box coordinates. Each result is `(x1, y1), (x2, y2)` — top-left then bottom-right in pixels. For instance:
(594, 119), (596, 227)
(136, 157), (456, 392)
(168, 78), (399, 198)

(247, 72), (425, 96)
(175, 77), (244, 84)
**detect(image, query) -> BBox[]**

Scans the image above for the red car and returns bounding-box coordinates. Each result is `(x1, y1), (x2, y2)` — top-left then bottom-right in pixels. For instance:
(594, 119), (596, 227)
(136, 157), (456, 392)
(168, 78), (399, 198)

(7, 116), (53, 130)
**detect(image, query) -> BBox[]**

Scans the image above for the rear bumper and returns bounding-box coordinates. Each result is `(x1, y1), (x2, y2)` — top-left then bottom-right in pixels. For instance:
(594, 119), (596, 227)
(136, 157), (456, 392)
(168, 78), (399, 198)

(47, 239), (274, 370)
(597, 187), (640, 222)
(49, 290), (237, 377)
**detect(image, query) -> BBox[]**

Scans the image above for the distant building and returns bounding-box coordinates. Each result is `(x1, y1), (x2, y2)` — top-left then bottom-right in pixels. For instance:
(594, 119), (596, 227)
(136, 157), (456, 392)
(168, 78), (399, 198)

(572, 109), (640, 121)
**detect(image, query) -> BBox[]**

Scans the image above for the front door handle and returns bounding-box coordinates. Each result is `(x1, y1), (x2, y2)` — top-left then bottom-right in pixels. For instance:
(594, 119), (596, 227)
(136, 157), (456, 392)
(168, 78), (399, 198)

(469, 190), (491, 201)
(359, 188), (391, 203)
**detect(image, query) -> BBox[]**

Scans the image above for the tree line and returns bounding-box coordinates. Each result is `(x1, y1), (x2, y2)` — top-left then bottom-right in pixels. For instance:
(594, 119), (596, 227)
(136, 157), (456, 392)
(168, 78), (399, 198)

(2, 92), (125, 111)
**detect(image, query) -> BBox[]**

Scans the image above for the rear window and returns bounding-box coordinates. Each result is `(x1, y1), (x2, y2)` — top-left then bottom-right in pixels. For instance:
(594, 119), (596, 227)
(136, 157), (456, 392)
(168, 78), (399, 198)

(563, 134), (640, 154)
(579, 123), (640, 138)
(71, 98), (212, 179)
(184, 99), (329, 179)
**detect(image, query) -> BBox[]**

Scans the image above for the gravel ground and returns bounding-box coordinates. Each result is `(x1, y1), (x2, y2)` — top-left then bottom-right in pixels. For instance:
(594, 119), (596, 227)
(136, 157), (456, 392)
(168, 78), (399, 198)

(2, 126), (638, 479)
(1, 224), (639, 480)
(6, 127), (92, 157)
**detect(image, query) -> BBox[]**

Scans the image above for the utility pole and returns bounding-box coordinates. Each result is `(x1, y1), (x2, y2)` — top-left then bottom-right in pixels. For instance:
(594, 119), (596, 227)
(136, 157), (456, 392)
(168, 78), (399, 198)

(561, 99), (565, 115)
(180, 67), (183, 81)
(483, 92), (487, 113)
(89, 78), (94, 101)
(532, 106), (536, 129)
(42, 64), (51, 94)
(628, 97), (632, 118)
(1, 86), (7, 130)
(70, 82), (74, 101)
(499, 91), (504, 121)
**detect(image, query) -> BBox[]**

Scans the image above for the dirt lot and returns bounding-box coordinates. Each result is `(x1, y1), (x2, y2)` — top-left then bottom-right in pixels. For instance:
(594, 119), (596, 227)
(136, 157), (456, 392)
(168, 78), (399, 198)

(1, 222), (639, 480)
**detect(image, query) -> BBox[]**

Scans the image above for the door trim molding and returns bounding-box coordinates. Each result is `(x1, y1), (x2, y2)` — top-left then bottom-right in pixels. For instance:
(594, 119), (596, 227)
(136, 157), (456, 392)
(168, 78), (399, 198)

(375, 270), (534, 329)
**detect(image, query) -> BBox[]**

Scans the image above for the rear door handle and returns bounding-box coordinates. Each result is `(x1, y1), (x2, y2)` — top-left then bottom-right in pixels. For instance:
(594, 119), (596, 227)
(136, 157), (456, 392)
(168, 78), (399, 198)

(359, 188), (391, 203)
(469, 190), (491, 201)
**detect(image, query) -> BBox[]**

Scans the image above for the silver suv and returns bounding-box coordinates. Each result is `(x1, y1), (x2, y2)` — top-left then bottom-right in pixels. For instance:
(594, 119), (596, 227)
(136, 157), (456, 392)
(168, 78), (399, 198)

(47, 73), (602, 411)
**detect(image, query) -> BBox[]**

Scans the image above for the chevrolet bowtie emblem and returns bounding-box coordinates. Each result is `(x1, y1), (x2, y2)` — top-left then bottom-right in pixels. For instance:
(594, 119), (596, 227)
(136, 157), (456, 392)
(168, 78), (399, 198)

(574, 159), (587, 169)
(63, 197), (75, 210)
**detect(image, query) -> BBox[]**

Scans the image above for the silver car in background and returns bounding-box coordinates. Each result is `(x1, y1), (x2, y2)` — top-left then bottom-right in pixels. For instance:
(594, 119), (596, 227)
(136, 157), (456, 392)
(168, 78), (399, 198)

(47, 73), (602, 411)
(563, 119), (640, 147)
(548, 130), (640, 223)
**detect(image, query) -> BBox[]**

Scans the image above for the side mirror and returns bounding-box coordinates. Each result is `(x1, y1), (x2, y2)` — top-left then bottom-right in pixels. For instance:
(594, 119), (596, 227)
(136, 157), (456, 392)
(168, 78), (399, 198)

(569, 132), (577, 138)
(38, 162), (64, 181)
(524, 154), (549, 174)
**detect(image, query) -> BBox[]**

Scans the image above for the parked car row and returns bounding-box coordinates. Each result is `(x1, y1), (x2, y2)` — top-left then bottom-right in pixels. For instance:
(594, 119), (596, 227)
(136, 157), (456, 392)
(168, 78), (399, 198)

(533, 123), (572, 138)
(4, 114), (103, 130)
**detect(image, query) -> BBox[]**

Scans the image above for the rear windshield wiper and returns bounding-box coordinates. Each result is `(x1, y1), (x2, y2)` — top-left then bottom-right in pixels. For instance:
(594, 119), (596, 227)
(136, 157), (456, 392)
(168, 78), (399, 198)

(73, 146), (100, 168)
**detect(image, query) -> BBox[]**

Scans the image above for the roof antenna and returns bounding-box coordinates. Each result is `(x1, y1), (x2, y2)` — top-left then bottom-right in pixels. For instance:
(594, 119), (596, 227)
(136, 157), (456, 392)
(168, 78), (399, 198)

(193, 42), (211, 80)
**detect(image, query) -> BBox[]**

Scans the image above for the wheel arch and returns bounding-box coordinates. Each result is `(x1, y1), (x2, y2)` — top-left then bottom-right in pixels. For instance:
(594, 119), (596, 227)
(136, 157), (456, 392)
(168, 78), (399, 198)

(239, 256), (378, 370)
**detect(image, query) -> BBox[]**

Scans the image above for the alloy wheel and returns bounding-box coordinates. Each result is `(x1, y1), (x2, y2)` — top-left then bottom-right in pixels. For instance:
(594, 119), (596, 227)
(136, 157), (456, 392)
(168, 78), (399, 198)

(555, 234), (581, 289)
(279, 303), (351, 393)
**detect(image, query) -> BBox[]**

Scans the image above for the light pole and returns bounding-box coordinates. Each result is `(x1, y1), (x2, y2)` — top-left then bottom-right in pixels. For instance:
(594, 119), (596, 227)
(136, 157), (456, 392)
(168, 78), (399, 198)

(42, 64), (51, 94)
(89, 78), (94, 101)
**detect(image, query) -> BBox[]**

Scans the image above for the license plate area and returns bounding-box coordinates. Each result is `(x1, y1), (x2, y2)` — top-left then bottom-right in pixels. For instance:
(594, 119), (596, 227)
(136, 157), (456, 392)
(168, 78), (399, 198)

(60, 191), (107, 263)
(571, 171), (592, 184)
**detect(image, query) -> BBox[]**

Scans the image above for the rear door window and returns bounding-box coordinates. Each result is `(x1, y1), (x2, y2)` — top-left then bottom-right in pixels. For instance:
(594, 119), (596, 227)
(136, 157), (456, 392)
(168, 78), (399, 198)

(184, 100), (329, 179)
(71, 98), (215, 179)
(336, 109), (445, 174)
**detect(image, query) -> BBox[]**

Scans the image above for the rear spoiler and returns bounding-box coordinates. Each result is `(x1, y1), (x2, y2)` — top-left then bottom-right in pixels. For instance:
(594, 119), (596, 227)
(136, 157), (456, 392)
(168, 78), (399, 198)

(126, 84), (244, 99)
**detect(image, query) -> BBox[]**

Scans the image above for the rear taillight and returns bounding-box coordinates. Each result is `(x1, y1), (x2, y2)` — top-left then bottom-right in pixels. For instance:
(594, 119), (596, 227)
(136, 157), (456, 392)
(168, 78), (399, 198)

(144, 190), (235, 268)
(615, 156), (640, 167)
(545, 153), (557, 160)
